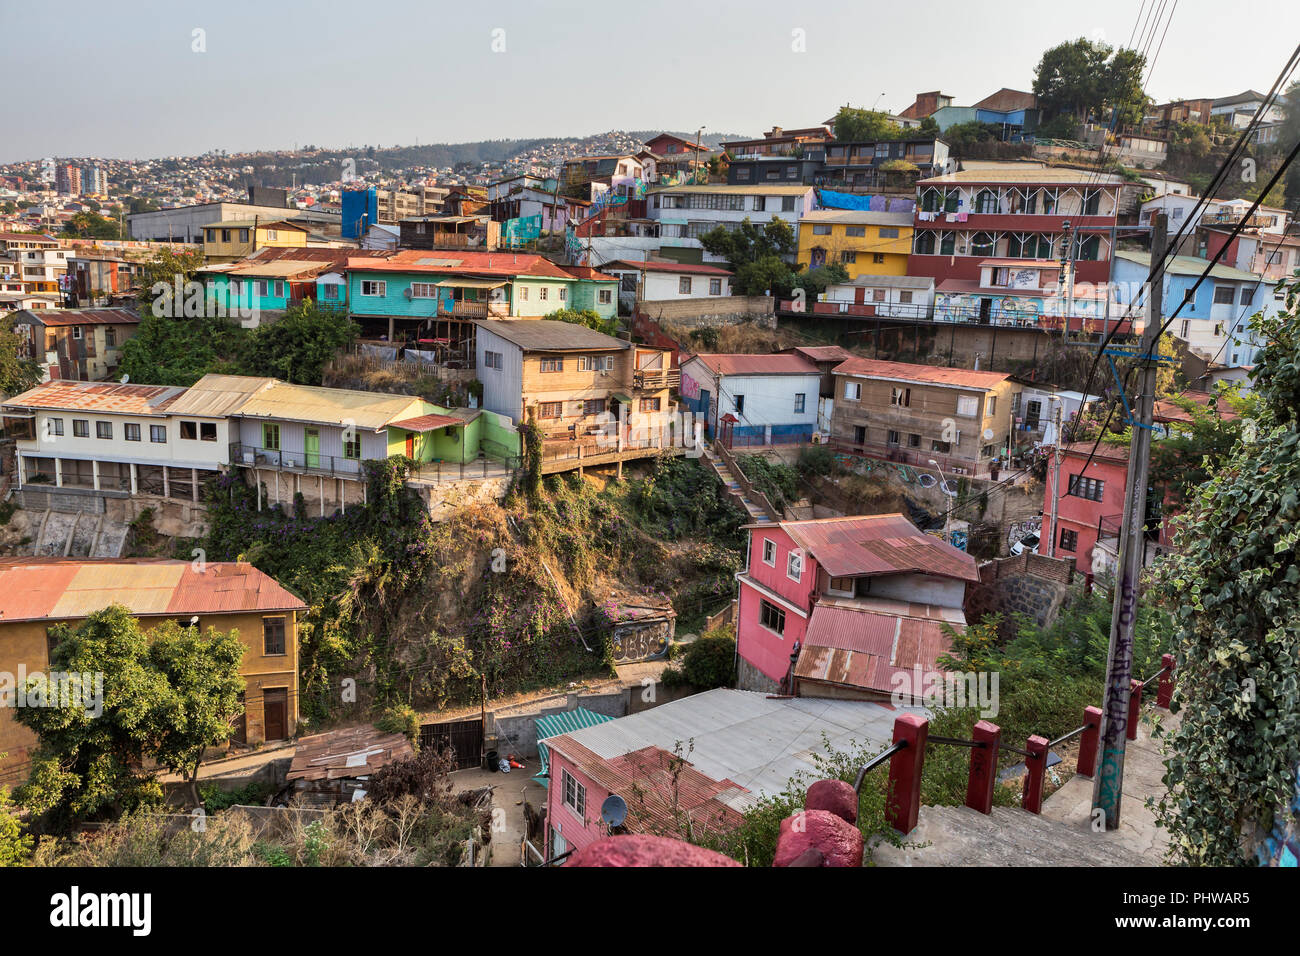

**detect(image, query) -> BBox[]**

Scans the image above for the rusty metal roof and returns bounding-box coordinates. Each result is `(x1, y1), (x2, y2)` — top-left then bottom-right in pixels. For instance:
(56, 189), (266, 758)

(388, 413), (466, 432)
(164, 373), (277, 418)
(687, 353), (820, 377)
(16, 308), (140, 328)
(832, 357), (1010, 390)
(770, 514), (979, 582)
(796, 603), (959, 696)
(4, 380), (185, 416)
(286, 726), (414, 783)
(0, 558), (306, 623)
(476, 318), (631, 352)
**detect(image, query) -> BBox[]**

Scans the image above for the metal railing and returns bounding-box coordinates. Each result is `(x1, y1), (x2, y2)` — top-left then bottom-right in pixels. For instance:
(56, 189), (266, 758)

(633, 369), (681, 390)
(229, 442), (364, 477)
(408, 456), (521, 483)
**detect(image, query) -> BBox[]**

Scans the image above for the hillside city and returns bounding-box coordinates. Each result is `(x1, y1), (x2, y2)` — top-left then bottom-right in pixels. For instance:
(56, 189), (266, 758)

(0, 7), (1296, 901)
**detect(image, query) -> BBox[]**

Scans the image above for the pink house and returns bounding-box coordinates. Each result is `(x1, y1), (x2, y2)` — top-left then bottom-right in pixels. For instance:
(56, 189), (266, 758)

(734, 514), (978, 700)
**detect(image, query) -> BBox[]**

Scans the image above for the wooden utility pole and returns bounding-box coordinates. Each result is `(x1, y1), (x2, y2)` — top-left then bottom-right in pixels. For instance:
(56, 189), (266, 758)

(1092, 212), (1167, 829)
(1045, 398), (1063, 558)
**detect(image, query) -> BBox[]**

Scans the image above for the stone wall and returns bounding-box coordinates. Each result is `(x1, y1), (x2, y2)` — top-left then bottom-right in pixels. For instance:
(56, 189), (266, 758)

(735, 654), (782, 694)
(964, 552), (1075, 639)
(635, 295), (776, 330)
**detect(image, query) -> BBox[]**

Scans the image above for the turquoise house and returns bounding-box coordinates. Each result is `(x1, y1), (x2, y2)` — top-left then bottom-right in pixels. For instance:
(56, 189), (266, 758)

(201, 259), (335, 324)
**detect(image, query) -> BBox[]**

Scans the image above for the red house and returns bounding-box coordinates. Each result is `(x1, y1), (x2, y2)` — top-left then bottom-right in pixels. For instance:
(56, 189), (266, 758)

(734, 514), (978, 701)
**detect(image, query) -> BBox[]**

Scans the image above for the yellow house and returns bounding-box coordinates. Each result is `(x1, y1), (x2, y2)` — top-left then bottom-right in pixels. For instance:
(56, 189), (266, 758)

(797, 210), (912, 279)
(200, 219), (309, 263)
(0, 557), (306, 786)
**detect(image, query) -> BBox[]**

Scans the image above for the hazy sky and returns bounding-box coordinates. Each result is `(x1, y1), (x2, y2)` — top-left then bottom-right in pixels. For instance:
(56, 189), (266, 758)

(4, 0), (1297, 163)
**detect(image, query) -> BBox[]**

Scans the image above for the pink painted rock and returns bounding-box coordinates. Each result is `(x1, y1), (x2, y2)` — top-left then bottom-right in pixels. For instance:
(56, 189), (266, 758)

(804, 778), (858, 824)
(773, 809), (864, 867)
(566, 834), (740, 867)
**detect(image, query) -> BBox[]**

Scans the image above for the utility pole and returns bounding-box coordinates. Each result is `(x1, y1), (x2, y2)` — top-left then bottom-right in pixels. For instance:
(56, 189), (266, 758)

(1092, 212), (1167, 830)
(1045, 397), (1063, 558)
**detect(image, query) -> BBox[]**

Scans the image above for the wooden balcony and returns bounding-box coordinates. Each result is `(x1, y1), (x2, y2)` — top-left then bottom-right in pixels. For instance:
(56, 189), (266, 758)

(633, 369), (680, 390)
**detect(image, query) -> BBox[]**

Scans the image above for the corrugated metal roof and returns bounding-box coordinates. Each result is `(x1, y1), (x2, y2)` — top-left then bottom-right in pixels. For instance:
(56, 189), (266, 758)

(544, 688), (923, 813)
(476, 319), (631, 352)
(0, 558), (306, 622)
(387, 413), (464, 433)
(1114, 249), (1261, 283)
(535, 706), (616, 780)
(800, 209), (914, 226)
(16, 308), (140, 328)
(232, 380), (425, 431)
(686, 353), (820, 376)
(918, 166), (1126, 186)
(346, 249), (577, 280)
(164, 373), (278, 418)
(4, 381), (185, 416)
(796, 603), (959, 696)
(287, 727), (414, 783)
(774, 514), (980, 582)
(786, 345), (853, 363)
(602, 259), (733, 276)
(833, 356), (1010, 390)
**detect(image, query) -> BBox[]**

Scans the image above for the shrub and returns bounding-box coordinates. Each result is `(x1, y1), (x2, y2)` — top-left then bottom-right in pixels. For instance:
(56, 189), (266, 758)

(663, 631), (736, 690)
(797, 444), (833, 477)
(374, 705), (421, 748)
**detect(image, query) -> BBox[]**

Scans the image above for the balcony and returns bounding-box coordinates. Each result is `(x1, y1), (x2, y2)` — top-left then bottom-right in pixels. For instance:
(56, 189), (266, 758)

(229, 442), (364, 477)
(633, 369), (680, 390)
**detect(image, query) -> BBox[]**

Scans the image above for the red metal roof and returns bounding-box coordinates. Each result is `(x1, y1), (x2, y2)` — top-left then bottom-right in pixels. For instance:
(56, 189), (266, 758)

(788, 345), (853, 363)
(0, 558), (306, 623)
(387, 413), (464, 432)
(4, 380), (184, 415)
(603, 259), (733, 276)
(688, 353), (820, 376)
(345, 249), (578, 280)
(776, 514), (979, 582)
(832, 356), (1010, 390)
(23, 308), (140, 327)
(795, 603), (957, 696)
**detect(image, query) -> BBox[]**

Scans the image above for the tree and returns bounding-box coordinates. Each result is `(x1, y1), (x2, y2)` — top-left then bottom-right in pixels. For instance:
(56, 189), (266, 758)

(0, 317), (41, 397)
(830, 106), (905, 142)
(137, 247), (206, 311)
(544, 307), (618, 337)
(1154, 277), (1300, 864)
(0, 786), (32, 866)
(1033, 38), (1147, 125)
(701, 218), (797, 296)
(238, 300), (359, 384)
(15, 606), (245, 829)
(62, 211), (123, 240)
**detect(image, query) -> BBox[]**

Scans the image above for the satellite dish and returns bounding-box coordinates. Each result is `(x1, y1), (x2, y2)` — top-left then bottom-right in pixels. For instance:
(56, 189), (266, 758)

(120, 373), (129, 384)
(982, 427), (995, 441)
(600, 794), (628, 829)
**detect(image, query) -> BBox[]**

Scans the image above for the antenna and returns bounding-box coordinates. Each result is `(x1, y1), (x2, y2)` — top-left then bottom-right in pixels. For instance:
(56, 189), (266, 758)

(600, 794), (627, 829)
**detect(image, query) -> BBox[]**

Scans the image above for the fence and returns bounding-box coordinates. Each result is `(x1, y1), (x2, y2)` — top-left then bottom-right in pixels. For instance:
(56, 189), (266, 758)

(713, 441), (782, 520)
(409, 456), (521, 484)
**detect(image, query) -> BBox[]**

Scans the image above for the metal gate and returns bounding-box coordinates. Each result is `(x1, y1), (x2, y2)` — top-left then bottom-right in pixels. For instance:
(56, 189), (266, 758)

(419, 718), (484, 770)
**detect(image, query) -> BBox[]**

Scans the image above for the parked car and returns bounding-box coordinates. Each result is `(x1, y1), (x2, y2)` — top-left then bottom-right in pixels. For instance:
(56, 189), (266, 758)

(1010, 531), (1040, 555)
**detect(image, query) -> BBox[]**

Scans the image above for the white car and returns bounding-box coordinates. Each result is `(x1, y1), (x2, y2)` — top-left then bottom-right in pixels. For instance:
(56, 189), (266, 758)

(1010, 531), (1040, 556)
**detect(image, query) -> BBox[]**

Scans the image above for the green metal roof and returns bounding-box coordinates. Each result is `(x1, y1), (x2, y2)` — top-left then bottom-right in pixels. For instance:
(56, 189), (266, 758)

(534, 706), (616, 784)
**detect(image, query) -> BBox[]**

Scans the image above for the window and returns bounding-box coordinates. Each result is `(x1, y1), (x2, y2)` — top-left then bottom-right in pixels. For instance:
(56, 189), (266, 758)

(582, 398), (605, 416)
(221, 229), (231, 242)
(828, 576), (854, 595)
(915, 232), (936, 255)
(782, 196), (796, 212)
(873, 288), (886, 302)
(887, 430), (901, 446)
(200, 422), (216, 442)
(957, 396), (978, 417)
(841, 251), (857, 264)
(48, 417), (64, 437)
(787, 550), (803, 581)
(1213, 286), (1235, 304)
(1240, 287), (1253, 305)
(104, 328), (115, 347)
(540, 358), (563, 373)
(1068, 474), (1105, 501)
(518, 287), (529, 301)
(891, 387), (911, 408)
(124, 423), (141, 442)
(263, 423), (280, 450)
(734, 166), (751, 181)
(255, 280), (270, 298)
(709, 278), (722, 295)
(360, 280), (386, 297)
(872, 253), (886, 264)
(1059, 529), (1078, 552)
(265, 230), (278, 241)
(759, 599), (786, 635)
(72, 325), (83, 340)
(598, 289), (612, 304)
(95, 421), (112, 440)
(238, 229), (249, 243)
(558, 287), (567, 302)
(908, 433), (921, 448)
(150, 424), (166, 443)
(853, 425), (866, 444)
(899, 291), (913, 304)
(179, 421), (197, 440)
(1182, 289), (1195, 306)
(537, 402), (563, 419)
(273, 281), (286, 299)
(846, 226), (866, 238)
(639, 397), (661, 412)
(561, 769), (586, 819)
(410, 282), (438, 298)
(931, 439), (951, 453)
(794, 393), (805, 414)
(812, 225), (832, 236)
(981, 444), (997, 458)
(343, 434), (361, 459)
(73, 419), (88, 438)
(1180, 319), (1190, 338)
(986, 395), (996, 417)
(879, 227), (899, 239)
(762, 539), (776, 566)
(539, 287), (549, 301)
(844, 381), (861, 400)
(733, 395), (744, 414)
(679, 276), (693, 294)
(263, 616), (287, 656)
(484, 350), (503, 370)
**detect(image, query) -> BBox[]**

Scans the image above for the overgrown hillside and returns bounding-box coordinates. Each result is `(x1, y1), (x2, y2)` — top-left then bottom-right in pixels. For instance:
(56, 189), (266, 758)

(191, 455), (742, 726)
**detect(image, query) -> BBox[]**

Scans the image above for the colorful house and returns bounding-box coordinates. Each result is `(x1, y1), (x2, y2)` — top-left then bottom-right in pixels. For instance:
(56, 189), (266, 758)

(733, 514), (977, 698)
(797, 210), (913, 278)
(679, 353), (822, 445)
(200, 220), (309, 264)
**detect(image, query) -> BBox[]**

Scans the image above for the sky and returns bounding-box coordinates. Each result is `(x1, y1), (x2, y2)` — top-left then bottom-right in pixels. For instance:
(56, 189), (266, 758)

(4, 0), (1297, 163)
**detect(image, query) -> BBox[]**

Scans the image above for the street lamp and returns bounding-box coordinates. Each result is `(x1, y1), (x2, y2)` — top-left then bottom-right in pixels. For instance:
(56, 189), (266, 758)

(929, 458), (953, 546)
(1045, 395), (1064, 558)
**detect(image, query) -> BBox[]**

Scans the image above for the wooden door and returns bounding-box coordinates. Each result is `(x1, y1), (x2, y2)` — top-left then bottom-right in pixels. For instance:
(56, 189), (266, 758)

(405, 434), (416, 458)
(263, 688), (288, 741)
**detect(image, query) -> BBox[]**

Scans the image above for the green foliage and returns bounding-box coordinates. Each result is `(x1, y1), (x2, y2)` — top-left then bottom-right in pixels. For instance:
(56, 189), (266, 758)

(0, 787), (32, 866)
(117, 312), (244, 387)
(62, 211), (124, 240)
(737, 454), (799, 512)
(797, 443), (834, 477)
(1153, 283), (1300, 865)
(1032, 37), (1148, 124)
(0, 316), (41, 397)
(239, 300), (359, 383)
(544, 307), (618, 337)
(198, 781), (274, 812)
(374, 704), (421, 748)
(662, 630), (735, 689)
(830, 106), (907, 142)
(15, 606), (245, 829)
(700, 218), (798, 296)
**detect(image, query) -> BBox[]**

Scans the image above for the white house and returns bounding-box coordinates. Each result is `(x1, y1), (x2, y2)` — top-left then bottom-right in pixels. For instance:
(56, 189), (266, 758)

(648, 185), (816, 248)
(600, 259), (733, 311)
(679, 352), (821, 446)
(822, 275), (935, 319)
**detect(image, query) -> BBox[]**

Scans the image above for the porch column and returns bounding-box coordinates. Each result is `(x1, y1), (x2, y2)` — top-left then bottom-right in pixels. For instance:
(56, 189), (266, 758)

(274, 470), (280, 505)
(388, 315), (395, 341)
(191, 468), (198, 503)
(54, 457), (62, 488)
(14, 450), (22, 490)
(163, 467), (169, 498)
(256, 469), (262, 511)
(319, 475), (325, 517)
(92, 460), (100, 491)
(130, 462), (138, 495)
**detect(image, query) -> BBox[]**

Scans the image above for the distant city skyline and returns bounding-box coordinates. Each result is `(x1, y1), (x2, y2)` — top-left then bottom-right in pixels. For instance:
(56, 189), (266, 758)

(3, 0), (1297, 164)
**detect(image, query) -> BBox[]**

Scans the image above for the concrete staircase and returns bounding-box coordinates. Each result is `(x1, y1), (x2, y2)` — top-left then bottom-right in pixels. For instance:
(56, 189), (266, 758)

(703, 451), (774, 524)
(871, 804), (1156, 867)
(27, 509), (127, 558)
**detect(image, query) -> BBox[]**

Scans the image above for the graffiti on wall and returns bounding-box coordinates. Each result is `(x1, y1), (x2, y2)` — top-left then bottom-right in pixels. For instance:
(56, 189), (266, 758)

(1007, 515), (1042, 549)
